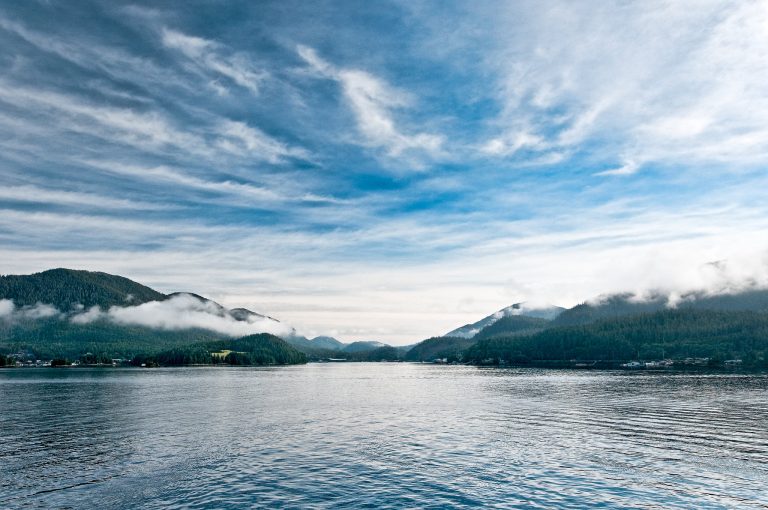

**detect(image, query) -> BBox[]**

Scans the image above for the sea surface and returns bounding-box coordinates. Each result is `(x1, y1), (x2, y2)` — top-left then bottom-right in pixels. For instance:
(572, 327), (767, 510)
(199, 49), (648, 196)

(1, 364), (767, 509)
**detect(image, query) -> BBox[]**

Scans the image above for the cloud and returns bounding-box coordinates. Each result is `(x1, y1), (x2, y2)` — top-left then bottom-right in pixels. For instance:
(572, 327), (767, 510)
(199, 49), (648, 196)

(214, 120), (309, 163)
(455, 1), (768, 173)
(0, 81), (307, 164)
(297, 45), (443, 160)
(69, 305), (102, 325)
(0, 299), (13, 318)
(69, 294), (294, 338)
(0, 185), (175, 210)
(594, 161), (640, 177)
(161, 28), (268, 95)
(0, 300), (60, 321)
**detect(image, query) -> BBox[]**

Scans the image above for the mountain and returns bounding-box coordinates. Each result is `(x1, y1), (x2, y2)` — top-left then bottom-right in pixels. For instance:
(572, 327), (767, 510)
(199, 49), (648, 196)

(406, 316), (548, 362)
(310, 336), (345, 350)
(0, 269), (293, 362)
(551, 289), (768, 328)
(444, 302), (565, 338)
(133, 333), (306, 367)
(342, 341), (388, 353)
(165, 292), (282, 326)
(282, 335), (346, 357)
(230, 307), (277, 323)
(404, 336), (475, 362)
(473, 315), (550, 340)
(464, 308), (768, 367)
(281, 336), (395, 361)
(0, 268), (164, 310)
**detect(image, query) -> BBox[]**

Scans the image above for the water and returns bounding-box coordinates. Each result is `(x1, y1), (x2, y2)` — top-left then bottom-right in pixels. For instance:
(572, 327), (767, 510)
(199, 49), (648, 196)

(1, 364), (766, 509)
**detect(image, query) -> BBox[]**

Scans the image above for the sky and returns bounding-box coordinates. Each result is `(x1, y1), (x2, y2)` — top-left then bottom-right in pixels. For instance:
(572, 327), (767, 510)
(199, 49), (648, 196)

(1, 0), (768, 344)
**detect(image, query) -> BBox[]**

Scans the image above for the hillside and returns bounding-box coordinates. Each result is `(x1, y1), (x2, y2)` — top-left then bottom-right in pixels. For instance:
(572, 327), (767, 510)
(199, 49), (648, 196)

(552, 289), (768, 327)
(133, 333), (306, 366)
(444, 302), (563, 338)
(404, 336), (475, 362)
(0, 269), (292, 362)
(0, 268), (165, 310)
(0, 316), (226, 360)
(465, 308), (768, 367)
(343, 341), (388, 353)
(473, 315), (550, 340)
(311, 336), (346, 350)
(284, 335), (347, 354)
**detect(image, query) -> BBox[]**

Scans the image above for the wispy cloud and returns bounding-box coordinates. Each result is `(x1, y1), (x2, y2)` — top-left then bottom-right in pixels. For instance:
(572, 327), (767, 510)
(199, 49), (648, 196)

(0, 185), (174, 210)
(449, 1), (768, 173)
(161, 28), (268, 95)
(0, 81), (307, 164)
(297, 45), (443, 162)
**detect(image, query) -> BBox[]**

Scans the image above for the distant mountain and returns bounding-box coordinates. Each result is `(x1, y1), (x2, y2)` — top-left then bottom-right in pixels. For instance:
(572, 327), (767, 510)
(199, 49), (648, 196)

(444, 302), (564, 338)
(0, 268), (164, 311)
(283, 335), (346, 355)
(404, 336), (475, 362)
(310, 336), (346, 350)
(281, 336), (395, 360)
(342, 341), (388, 353)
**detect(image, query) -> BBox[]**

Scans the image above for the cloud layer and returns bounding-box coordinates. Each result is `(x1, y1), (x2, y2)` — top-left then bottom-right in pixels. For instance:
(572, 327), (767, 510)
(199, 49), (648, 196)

(70, 294), (294, 338)
(1, 294), (294, 338)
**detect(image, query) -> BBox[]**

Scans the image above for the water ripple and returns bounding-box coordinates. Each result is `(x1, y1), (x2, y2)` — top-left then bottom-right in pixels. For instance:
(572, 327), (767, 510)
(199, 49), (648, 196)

(1, 365), (767, 509)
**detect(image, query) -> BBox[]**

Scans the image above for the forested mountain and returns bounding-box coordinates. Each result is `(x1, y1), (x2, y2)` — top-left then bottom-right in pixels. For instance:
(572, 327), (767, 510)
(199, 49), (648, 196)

(465, 308), (768, 367)
(473, 315), (550, 340)
(284, 335), (347, 354)
(311, 336), (346, 350)
(282, 335), (398, 360)
(346, 345), (401, 361)
(444, 302), (564, 338)
(404, 336), (475, 362)
(0, 269), (293, 363)
(343, 341), (387, 353)
(134, 334), (306, 366)
(0, 268), (165, 310)
(0, 317), (225, 359)
(552, 289), (768, 327)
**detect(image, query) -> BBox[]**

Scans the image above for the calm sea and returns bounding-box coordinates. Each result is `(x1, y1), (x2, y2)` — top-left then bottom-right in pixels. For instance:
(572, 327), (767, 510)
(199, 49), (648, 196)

(1, 364), (766, 509)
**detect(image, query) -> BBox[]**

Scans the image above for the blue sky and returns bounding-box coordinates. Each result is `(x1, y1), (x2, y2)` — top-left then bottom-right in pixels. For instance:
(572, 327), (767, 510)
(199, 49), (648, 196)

(2, 0), (768, 343)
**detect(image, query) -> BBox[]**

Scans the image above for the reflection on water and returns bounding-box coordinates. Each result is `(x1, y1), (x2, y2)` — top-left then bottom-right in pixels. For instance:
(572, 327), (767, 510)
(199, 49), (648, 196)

(1, 365), (766, 509)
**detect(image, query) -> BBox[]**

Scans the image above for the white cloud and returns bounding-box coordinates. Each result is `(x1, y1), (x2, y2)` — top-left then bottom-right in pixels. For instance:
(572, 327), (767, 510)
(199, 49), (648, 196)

(70, 305), (102, 325)
(297, 45), (443, 160)
(0, 300), (60, 321)
(20, 303), (59, 319)
(0, 299), (14, 318)
(0, 185), (174, 210)
(594, 161), (640, 177)
(215, 120), (309, 163)
(70, 294), (294, 338)
(0, 80), (307, 165)
(161, 28), (268, 95)
(480, 131), (545, 157)
(463, 1), (768, 173)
